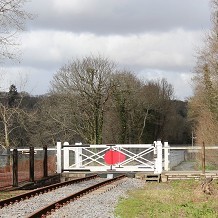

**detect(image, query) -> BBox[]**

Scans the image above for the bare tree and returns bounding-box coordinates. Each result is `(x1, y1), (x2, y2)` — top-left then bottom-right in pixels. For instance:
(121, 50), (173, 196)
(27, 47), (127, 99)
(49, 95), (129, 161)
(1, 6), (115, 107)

(190, 0), (218, 146)
(109, 71), (142, 143)
(107, 73), (175, 144)
(31, 93), (82, 146)
(51, 56), (115, 144)
(0, 0), (32, 61)
(188, 0), (218, 168)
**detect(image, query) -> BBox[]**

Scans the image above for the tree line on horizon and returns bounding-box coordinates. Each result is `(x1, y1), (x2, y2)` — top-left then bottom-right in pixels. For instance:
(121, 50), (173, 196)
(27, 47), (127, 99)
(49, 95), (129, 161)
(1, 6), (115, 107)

(0, 57), (192, 149)
(0, 1), (192, 149)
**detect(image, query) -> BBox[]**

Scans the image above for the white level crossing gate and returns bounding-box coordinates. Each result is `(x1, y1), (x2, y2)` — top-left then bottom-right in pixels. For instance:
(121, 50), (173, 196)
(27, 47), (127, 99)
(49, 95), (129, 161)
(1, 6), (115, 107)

(56, 140), (163, 174)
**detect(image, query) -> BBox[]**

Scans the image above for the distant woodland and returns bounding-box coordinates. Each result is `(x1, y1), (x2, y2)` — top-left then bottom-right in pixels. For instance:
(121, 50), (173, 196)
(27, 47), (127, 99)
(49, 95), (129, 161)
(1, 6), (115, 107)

(0, 66), (192, 148)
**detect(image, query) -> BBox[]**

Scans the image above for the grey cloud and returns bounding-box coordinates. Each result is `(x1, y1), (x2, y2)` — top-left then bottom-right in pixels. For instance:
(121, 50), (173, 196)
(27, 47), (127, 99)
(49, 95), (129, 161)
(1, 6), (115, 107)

(4, 0), (209, 100)
(26, 0), (211, 35)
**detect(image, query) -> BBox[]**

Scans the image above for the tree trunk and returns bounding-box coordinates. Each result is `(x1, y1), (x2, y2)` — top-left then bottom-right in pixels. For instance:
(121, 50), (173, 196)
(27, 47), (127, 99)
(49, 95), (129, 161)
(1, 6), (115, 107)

(138, 109), (149, 143)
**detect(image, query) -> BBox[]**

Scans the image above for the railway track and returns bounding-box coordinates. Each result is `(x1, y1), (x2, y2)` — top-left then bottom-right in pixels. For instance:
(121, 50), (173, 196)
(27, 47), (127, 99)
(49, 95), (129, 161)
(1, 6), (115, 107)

(0, 174), (98, 208)
(0, 174), (126, 218)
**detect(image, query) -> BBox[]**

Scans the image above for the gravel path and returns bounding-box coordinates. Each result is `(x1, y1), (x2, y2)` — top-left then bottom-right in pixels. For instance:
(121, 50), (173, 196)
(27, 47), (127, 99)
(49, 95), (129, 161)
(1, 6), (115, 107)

(0, 178), (106, 218)
(48, 178), (145, 218)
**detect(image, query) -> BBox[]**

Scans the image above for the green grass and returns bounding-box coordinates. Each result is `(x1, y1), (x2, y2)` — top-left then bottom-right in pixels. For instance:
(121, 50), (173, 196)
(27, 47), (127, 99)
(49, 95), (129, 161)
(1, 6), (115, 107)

(115, 180), (218, 218)
(195, 161), (218, 171)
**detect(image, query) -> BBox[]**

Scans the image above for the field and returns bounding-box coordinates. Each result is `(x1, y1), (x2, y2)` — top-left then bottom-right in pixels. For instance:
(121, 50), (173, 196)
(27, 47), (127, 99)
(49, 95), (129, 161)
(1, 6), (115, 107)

(115, 179), (218, 218)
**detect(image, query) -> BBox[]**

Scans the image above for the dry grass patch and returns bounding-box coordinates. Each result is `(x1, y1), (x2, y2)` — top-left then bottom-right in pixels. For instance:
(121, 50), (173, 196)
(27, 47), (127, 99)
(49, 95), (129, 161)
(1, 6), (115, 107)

(0, 190), (28, 200)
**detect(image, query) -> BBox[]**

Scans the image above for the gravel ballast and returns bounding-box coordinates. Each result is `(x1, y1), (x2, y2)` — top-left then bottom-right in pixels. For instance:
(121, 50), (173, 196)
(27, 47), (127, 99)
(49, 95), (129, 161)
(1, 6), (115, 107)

(48, 178), (145, 218)
(0, 178), (106, 218)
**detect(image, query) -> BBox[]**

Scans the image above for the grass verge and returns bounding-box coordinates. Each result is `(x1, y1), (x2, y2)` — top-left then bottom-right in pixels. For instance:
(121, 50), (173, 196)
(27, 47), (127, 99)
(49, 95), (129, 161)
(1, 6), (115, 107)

(115, 180), (218, 218)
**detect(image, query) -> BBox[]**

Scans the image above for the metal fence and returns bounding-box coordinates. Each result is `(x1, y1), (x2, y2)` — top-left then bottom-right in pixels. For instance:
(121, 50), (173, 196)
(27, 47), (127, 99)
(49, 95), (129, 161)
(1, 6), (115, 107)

(0, 147), (57, 190)
(164, 143), (218, 171)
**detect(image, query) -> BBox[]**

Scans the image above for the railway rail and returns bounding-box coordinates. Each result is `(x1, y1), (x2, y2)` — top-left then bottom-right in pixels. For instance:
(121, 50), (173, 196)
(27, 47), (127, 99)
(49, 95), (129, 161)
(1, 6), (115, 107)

(0, 174), (126, 218)
(0, 174), (98, 208)
(28, 175), (125, 218)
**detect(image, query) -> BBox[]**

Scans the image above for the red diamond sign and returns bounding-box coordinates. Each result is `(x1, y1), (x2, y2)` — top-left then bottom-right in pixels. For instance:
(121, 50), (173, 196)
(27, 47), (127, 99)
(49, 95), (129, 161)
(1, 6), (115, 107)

(104, 150), (126, 165)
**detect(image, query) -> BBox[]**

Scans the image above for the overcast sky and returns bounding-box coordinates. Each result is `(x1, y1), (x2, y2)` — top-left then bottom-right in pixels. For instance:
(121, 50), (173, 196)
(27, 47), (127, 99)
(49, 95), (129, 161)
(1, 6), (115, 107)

(0, 0), (211, 100)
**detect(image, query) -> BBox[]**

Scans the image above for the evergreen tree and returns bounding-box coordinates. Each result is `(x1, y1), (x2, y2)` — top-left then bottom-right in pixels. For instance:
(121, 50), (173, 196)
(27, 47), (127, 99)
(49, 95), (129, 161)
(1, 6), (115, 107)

(8, 84), (19, 107)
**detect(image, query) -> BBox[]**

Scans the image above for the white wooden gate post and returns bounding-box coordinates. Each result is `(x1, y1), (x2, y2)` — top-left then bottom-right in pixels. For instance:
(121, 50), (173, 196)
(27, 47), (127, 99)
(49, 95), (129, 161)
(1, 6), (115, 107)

(154, 140), (163, 174)
(56, 142), (62, 173)
(164, 141), (170, 171)
(75, 142), (82, 168)
(63, 142), (70, 171)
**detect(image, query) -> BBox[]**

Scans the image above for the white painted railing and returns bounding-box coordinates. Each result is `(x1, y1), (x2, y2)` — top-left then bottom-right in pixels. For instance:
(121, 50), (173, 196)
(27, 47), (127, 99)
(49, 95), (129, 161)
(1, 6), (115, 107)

(56, 140), (163, 174)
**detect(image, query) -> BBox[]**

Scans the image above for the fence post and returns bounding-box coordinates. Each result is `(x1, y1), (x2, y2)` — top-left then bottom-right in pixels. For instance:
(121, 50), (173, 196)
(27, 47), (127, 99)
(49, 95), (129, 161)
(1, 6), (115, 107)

(75, 142), (82, 168)
(154, 140), (162, 174)
(164, 142), (170, 171)
(43, 146), (48, 177)
(63, 142), (70, 171)
(29, 146), (34, 182)
(56, 142), (62, 173)
(202, 141), (206, 174)
(12, 148), (18, 187)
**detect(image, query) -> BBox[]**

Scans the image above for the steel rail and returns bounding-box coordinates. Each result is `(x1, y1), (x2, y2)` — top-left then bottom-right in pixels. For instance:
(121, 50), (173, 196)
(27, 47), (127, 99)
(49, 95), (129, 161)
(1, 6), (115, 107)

(27, 175), (126, 218)
(0, 174), (98, 208)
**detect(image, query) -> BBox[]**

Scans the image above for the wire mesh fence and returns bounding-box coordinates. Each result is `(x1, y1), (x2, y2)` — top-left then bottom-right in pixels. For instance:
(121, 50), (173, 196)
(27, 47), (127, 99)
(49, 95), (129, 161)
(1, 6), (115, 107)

(167, 145), (218, 171)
